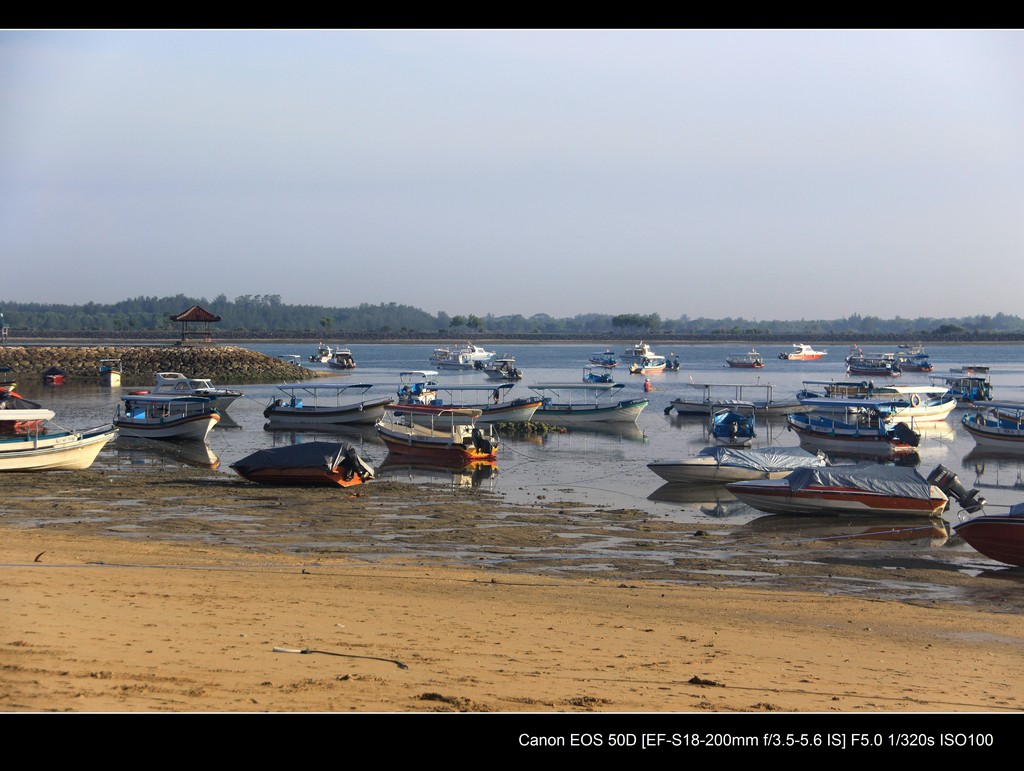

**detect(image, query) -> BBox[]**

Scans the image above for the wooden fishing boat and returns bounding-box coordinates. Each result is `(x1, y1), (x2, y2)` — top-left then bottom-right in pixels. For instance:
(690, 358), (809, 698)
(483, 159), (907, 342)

(394, 382), (541, 424)
(725, 350), (764, 368)
(930, 373), (993, 404)
(529, 382), (648, 424)
(376, 407), (499, 462)
(114, 394), (220, 440)
(264, 384), (393, 427)
(785, 398), (921, 458)
(230, 442), (374, 487)
(960, 402), (1024, 450)
(797, 382), (957, 423)
(99, 359), (122, 388)
(0, 388), (116, 471)
(669, 382), (807, 416)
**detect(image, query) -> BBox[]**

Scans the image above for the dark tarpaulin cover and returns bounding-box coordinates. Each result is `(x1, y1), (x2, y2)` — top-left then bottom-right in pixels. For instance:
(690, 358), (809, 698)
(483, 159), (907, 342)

(784, 464), (936, 500)
(0, 390), (43, 410)
(231, 442), (373, 477)
(697, 445), (828, 473)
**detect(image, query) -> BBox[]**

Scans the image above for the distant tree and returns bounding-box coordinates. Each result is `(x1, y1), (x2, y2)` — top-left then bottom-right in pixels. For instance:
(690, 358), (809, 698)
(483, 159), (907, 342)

(450, 315), (466, 328)
(320, 316), (333, 330)
(466, 314), (483, 331)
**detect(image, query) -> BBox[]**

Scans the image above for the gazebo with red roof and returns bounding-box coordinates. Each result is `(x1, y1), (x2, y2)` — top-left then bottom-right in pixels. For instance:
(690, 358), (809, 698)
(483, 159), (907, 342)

(170, 305), (222, 345)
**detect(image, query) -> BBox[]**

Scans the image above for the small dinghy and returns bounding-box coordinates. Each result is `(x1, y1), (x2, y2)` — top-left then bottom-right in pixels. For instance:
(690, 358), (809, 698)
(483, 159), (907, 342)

(230, 442), (375, 487)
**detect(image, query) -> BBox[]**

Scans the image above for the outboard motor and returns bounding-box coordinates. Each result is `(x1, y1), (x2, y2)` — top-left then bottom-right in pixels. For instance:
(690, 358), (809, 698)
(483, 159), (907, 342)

(891, 421), (921, 447)
(927, 465), (986, 513)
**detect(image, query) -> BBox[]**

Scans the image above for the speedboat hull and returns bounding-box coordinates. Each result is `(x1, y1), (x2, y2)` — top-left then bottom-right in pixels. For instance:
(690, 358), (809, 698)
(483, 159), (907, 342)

(647, 446), (829, 485)
(726, 475), (948, 517)
(954, 515), (1024, 567)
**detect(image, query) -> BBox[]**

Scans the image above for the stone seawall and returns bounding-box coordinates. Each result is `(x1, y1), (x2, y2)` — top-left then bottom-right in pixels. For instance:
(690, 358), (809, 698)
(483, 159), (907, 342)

(0, 345), (316, 386)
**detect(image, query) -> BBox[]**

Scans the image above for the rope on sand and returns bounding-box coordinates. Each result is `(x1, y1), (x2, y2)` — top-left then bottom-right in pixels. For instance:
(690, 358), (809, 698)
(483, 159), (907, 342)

(273, 646), (409, 669)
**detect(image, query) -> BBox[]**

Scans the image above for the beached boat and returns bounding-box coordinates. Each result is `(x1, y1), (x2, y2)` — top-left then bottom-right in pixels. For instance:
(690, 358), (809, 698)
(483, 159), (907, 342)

(376, 407), (499, 462)
(99, 359), (122, 388)
(230, 442), (375, 487)
(930, 373), (993, 404)
(529, 382), (648, 424)
(726, 464), (949, 517)
(114, 394), (220, 440)
(796, 382), (957, 423)
(960, 402), (1024, 450)
(953, 505), (1024, 567)
(479, 356), (523, 381)
(0, 388), (117, 471)
(785, 399), (921, 458)
(589, 350), (618, 368)
(778, 343), (827, 361)
(393, 382), (542, 425)
(647, 445), (829, 485)
(264, 384), (394, 427)
(328, 348), (356, 369)
(309, 342), (333, 363)
(668, 382), (808, 416)
(708, 401), (756, 447)
(726, 350), (764, 369)
(151, 372), (243, 411)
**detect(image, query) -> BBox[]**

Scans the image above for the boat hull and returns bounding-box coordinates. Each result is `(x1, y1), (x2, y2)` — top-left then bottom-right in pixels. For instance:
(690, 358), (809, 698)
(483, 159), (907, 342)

(393, 399), (541, 425)
(0, 426), (117, 471)
(232, 466), (367, 487)
(377, 423), (498, 462)
(961, 414), (1024, 450)
(954, 517), (1024, 567)
(648, 458), (797, 484)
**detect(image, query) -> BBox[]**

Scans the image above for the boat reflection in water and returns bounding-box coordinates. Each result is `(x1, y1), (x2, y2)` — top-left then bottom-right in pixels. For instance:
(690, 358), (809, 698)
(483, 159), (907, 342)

(738, 514), (950, 547)
(376, 456), (498, 490)
(647, 483), (758, 519)
(111, 435), (221, 469)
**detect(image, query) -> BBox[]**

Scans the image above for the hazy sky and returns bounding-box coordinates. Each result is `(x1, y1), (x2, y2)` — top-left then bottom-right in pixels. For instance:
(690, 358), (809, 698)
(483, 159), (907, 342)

(2, 29), (1021, 321)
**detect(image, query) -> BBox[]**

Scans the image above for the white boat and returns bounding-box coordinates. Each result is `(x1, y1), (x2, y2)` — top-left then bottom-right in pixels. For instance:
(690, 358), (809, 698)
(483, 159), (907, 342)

(480, 356), (523, 381)
(151, 372), (243, 411)
(778, 343), (827, 361)
(393, 382), (542, 425)
(376, 407), (499, 463)
(328, 348), (356, 369)
(708, 401), (756, 447)
(960, 402), (1024, 450)
(628, 354), (667, 375)
(396, 370), (439, 404)
(785, 399), (921, 458)
(796, 382), (957, 423)
(309, 342), (333, 363)
(622, 341), (661, 364)
(99, 358), (122, 388)
(264, 384), (394, 427)
(529, 382), (648, 424)
(0, 388), (117, 471)
(726, 464), (949, 517)
(669, 382), (808, 416)
(430, 342), (495, 369)
(114, 394), (220, 440)
(647, 445), (829, 485)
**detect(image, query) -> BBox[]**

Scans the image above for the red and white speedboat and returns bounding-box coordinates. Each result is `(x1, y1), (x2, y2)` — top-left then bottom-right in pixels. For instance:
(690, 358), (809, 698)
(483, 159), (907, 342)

(954, 505), (1024, 567)
(778, 343), (827, 361)
(726, 464), (949, 517)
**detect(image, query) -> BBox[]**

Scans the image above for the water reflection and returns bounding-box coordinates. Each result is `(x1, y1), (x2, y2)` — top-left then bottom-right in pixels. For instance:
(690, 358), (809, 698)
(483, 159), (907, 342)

(376, 456), (498, 490)
(111, 436), (221, 469)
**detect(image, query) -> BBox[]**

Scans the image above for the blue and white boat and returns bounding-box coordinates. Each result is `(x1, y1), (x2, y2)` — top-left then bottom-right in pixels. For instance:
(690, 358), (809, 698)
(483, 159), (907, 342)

(529, 382), (648, 424)
(708, 401), (756, 447)
(960, 402), (1024, 450)
(930, 373), (993, 404)
(786, 398), (921, 458)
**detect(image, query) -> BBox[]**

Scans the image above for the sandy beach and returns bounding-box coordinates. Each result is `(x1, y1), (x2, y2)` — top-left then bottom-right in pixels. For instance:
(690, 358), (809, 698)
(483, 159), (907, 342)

(2, 467), (1023, 719)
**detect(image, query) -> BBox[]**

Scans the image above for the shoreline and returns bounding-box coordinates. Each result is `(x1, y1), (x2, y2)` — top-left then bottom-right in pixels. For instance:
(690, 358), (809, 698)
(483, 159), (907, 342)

(2, 466), (1023, 713)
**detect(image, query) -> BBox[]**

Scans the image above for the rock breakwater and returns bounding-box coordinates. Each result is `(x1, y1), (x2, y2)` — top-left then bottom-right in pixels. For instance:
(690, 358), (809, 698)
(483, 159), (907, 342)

(0, 345), (316, 386)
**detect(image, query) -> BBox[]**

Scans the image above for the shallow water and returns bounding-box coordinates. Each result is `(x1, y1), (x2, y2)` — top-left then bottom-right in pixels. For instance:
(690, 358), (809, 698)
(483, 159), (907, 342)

(12, 340), (1024, 591)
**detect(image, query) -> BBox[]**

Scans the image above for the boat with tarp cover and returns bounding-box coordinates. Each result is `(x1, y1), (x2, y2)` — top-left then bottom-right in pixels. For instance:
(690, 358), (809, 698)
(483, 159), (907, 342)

(647, 445), (829, 485)
(726, 464), (949, 517)
(231, 441), (374, 487)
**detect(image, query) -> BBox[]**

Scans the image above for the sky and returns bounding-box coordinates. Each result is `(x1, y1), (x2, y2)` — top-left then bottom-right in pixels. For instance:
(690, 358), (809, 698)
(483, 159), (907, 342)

(1, 29), (1022, 321)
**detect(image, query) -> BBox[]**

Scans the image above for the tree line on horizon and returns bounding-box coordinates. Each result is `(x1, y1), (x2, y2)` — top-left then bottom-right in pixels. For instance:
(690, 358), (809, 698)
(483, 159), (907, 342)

(1, 294), (1023, 340)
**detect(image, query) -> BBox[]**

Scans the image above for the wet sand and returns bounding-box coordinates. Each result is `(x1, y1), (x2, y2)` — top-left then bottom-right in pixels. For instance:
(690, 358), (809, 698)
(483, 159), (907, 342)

(2, 467), (1023, 714)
